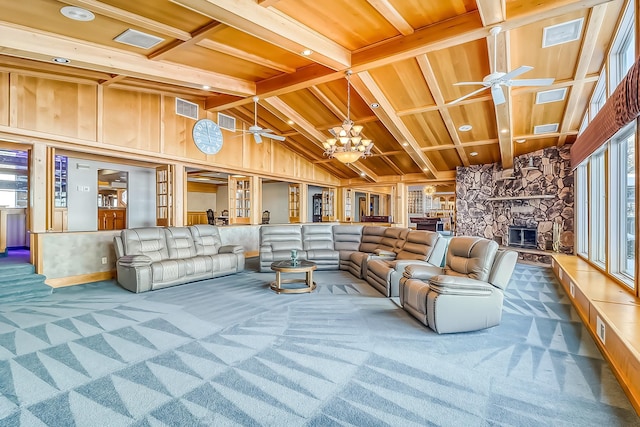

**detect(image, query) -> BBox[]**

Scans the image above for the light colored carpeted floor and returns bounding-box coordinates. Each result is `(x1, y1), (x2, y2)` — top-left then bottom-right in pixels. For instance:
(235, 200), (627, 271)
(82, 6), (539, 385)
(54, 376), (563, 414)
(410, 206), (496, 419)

(0, 261), (638, 426)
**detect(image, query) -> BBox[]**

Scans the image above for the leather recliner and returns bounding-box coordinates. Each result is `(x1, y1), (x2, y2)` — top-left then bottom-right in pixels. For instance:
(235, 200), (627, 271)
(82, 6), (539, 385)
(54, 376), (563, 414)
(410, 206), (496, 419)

(399, 236), (517, 334)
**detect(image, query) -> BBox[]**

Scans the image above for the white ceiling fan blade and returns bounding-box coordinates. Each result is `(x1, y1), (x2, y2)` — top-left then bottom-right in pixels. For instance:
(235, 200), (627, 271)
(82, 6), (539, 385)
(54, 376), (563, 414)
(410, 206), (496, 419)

(500, 65), (533, 82)
(507, 78), (555, 87)
(253, 133), (262, 144)
(491, 84), (506, 105)
(449, 86), (490, 104)
(262, 133), (286, 142)
(453, 81), (487, 86)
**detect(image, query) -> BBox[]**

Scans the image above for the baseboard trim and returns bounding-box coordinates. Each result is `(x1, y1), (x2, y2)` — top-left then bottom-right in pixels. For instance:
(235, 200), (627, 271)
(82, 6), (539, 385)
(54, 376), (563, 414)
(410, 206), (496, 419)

(46, 271), (115, 288)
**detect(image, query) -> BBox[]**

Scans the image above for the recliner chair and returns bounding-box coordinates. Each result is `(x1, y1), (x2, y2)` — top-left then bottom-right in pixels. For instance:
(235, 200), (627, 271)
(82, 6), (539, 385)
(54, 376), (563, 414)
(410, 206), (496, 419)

(365, 230), (446, 297)
(399, 236), (517, 334)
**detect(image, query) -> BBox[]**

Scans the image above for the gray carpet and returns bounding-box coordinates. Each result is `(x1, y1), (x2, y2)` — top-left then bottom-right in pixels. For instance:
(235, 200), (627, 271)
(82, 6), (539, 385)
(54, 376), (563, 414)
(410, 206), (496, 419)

(0, 261), (638, 426)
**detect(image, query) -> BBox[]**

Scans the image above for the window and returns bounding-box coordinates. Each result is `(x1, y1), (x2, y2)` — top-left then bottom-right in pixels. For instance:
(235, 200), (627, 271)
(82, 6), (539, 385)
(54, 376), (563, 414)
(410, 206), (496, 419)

(576, 163), (588, 256)
(0, 150), (28, 208)
(610, 124), (636, 284)
(590, 71), (607, 120)
(589, 150), (606, 266)
(610, 0), (635, 88)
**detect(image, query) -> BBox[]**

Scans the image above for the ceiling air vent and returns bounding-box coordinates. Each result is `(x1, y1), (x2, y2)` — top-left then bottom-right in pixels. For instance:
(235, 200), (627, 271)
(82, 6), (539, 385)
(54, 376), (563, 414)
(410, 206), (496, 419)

(176, 98), (198, 120)
(114, 29), (164, 49)
(536, 88), (567, 104)
(534, 123), (559, 134)
(217, 113), (236, 132)
(542, 18), (584, 48)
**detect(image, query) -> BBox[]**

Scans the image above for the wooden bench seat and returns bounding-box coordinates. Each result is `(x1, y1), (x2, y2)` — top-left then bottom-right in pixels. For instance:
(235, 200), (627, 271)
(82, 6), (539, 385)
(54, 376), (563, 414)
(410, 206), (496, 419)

(552, 254), (640, 414)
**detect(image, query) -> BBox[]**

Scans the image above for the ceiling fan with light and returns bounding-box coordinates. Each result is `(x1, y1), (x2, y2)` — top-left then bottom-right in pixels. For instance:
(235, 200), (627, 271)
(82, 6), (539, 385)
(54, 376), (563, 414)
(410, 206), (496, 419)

(450, 26), (555, 105)
(243, 96), (285, 144)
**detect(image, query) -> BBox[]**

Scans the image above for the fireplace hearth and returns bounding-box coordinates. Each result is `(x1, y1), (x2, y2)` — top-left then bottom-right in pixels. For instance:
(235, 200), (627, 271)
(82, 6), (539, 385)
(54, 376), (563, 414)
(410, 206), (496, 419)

(508, 226), (537, 249)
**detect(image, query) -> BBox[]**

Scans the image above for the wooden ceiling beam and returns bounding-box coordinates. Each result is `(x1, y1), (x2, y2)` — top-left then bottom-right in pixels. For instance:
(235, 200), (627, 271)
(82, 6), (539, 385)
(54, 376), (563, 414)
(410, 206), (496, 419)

(0, 23), (254, 96)
(416, 54), (470, 166)
(57, 0), (192, 40)
(257, 0), (281, 6)
(489, 27), (514, 168)
(210, 0), (614, 110)
(476, 0), (506, 27)
(558, 3), (610, 145)
(350, 71), (440, 179)
(198, 39), (295, 73)
(148, 21), (227, 61)
(365, 0), (414, 36)
(171, 0), (351, 70)
(263, 96), (378, 181)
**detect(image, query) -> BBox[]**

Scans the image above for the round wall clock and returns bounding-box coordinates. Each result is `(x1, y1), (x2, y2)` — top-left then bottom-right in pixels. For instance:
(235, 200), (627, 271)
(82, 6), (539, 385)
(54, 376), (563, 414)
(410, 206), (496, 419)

(192, 119), (223, 155)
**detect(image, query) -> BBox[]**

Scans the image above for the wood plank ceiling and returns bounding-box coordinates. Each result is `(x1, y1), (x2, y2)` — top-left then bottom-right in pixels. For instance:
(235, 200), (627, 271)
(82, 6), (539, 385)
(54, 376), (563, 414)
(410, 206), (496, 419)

(0, 0), (626, 184)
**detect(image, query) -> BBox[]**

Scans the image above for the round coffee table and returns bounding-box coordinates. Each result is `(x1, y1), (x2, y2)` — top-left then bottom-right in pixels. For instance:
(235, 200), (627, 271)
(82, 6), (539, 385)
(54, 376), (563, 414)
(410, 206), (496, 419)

(270, 260), (317, 294)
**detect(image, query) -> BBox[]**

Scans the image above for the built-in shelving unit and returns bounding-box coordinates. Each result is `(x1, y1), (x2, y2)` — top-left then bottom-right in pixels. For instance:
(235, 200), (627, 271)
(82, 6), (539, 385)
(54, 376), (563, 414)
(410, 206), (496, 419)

(487, 195), (555, 201)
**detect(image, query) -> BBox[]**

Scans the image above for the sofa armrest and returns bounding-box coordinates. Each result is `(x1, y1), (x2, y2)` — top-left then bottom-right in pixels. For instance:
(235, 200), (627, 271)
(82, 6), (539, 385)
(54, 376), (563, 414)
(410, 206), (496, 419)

(220, 245), (244, 254)
(403, 264), (442, 281)
(117, 254), (152, 267)
(428, 275), (496, 296)
(392, 260), (434, 272)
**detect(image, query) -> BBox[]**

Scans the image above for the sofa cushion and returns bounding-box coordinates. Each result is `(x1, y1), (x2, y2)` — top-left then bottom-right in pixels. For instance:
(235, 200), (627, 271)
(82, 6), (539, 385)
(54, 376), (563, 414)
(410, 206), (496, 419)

(358, 226), (386, 253)
(165, 227), (197, 260)
(189, 224), (222, 255)
(120, 227), (168, 262)
(396, 230), (439, 261)
(445, 236), (498, 282)
(302, 224), (335, 250)
(333, 225), (363, 252)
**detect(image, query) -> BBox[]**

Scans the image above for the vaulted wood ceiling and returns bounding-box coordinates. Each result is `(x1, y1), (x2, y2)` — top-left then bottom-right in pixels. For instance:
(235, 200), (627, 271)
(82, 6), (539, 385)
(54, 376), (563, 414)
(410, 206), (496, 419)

(0, 0), (625, 184)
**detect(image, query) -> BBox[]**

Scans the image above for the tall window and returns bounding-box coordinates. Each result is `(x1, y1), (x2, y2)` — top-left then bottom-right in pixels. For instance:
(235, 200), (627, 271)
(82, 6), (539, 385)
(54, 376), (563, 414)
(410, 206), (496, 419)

(0, 150), (28, 208)
(610, 124), (636, 283)
(610, 0), (635, 87)
(590, 71), (607, 119)
(589, 150), (606, 266)
(576, 163), (589, 256)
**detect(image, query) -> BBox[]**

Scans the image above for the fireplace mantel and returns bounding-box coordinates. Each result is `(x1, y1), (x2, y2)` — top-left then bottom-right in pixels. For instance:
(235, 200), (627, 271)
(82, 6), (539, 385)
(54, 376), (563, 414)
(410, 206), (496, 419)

(486, 195), (555, 201)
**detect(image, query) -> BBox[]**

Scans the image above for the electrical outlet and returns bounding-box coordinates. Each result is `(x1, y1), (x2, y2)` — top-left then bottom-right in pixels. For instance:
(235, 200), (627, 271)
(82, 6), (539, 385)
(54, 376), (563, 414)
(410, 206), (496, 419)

(569, 281), (575, 298)
(596, 315), (606, 344)
(101, 257), (108, 265)
(558, 269), (563, 280)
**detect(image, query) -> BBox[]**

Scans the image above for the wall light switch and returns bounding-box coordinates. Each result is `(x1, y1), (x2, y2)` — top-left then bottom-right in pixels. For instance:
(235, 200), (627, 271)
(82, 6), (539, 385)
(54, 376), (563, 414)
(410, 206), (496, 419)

(101, 257), (108, 264)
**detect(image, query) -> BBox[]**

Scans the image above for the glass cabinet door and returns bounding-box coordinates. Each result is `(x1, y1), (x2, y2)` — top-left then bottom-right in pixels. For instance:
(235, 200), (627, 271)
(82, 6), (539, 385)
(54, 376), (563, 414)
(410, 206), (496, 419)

(228, 176), (251, 224)
(288, 183), (300, 223)
(321, 188), (335, 221)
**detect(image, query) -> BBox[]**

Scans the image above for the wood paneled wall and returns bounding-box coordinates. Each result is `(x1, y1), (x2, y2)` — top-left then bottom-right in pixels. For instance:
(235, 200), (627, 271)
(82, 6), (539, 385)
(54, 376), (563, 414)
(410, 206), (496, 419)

(0, 71), (340, 186)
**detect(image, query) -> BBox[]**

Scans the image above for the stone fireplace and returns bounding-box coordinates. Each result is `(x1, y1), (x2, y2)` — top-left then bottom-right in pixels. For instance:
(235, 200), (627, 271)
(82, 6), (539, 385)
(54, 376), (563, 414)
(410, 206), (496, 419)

(455, 146), (574, 264)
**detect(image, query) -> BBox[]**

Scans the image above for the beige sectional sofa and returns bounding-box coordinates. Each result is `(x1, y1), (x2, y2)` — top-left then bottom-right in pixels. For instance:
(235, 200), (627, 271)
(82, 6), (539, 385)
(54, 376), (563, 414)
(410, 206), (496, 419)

(259, 224), (447, 295)
(114, 224), (245, 293)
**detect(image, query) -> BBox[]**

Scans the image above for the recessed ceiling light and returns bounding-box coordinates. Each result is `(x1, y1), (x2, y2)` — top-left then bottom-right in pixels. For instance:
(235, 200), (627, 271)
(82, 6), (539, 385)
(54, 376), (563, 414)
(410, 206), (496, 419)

(370, 102), (380, 109)
(360, 172), (366, 177)
(52, 57), (70, 64)
(423, 167), (429, 171)
(458, 124), (472, 132)
(287, 120), (295, 125)
(301, 49), (313, 56)
(501, 129), (508, 134)
(470, 151), (478, 156)
(515, 138), (526, 143)
(202, 85), (211, 90)
(60, 6), (95, 21)
(402, 142), (409, 147)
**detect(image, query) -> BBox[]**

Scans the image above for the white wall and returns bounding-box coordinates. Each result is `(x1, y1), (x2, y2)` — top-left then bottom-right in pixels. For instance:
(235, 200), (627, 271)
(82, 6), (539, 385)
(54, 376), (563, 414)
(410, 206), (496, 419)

(187, 191), (217, 211)
(67, 158), (155, 231)
(262, 181), (289, 224)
